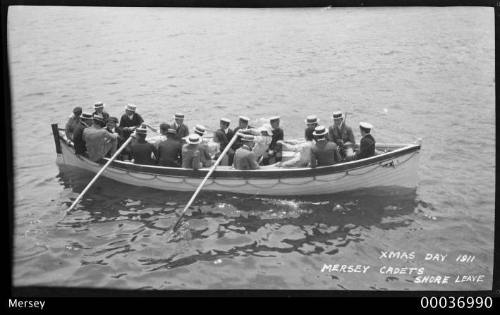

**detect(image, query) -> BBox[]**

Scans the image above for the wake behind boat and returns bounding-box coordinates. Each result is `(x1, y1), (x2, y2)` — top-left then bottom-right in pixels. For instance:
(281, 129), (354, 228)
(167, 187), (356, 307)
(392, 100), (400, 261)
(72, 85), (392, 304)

(52, 123), (422, 196)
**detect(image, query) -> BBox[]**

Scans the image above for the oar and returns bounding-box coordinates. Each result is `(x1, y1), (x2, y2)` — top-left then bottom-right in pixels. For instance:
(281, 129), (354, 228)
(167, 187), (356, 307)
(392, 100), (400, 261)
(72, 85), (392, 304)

(170, 132), (241, 233)
(66, 134), (134, 213)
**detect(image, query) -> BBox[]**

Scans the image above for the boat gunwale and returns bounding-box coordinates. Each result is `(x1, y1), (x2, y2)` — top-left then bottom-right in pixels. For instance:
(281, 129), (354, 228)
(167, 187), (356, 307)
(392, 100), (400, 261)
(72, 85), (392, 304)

(56, 127), (420, 180)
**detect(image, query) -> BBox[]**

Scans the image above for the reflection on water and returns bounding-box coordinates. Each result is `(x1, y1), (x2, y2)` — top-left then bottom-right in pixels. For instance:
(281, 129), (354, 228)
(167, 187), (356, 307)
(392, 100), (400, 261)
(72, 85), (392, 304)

(47, 165), (427, 287)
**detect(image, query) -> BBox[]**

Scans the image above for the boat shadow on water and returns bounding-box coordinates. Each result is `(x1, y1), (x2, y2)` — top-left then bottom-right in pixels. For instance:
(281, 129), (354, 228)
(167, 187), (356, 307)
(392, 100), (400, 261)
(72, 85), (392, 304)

(56, 165), (428, 271)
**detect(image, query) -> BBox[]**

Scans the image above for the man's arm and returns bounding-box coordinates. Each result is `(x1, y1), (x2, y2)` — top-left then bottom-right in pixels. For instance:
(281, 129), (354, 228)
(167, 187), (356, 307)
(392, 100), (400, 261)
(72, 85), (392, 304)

(136, 114), (144, 126)
(65, 118), (73, 139)
(248, 152), (260, 169)
(334, 145), (342, 163)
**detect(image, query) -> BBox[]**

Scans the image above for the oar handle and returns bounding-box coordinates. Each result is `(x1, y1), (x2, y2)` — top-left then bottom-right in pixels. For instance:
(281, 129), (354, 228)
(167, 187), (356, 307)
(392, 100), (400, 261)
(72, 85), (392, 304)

(171, 132), (241, 232)
(66, 135), (134, 213)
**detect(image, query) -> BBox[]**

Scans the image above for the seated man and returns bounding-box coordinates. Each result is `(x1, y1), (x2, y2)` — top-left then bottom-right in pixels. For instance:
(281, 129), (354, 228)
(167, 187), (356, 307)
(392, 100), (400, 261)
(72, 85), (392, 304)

(105, 116), (123, 158)
(327, 111), (355, 159)
(353, 122), (376, 160)
(232, 116), (252, 151)
(83, 114), (118, 162)
(214, 117), (234, 166)
(73, 112), (94, 156)
(233, 134), (260, 170)
(130, 125), (158, 165)
(119, 104), (144, 139)
(158, 128), (182, 167)
(310, 126), (341, 168)
(262, 116), (284, 165)
(182, 134), (202, 170)
(193, 125), (213, 167)
(93, 101), (110, 123)
(173, 113), (189, 143)
(304, 115), (319, 142)
(245, 124), (273, 164)
(277, 138), (313, 168)
(146, 123), (170, 149)
(65, 106), (82, 141)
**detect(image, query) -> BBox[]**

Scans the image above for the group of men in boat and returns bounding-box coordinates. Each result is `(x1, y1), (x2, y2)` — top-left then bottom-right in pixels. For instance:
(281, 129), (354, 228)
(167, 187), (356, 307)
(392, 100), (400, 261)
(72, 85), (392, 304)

(64, 102), (376, 170)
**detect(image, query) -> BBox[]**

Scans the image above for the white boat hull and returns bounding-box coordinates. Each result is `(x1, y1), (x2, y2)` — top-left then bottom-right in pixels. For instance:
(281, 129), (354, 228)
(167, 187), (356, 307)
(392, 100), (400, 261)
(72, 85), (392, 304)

(55, 127), (421, 196)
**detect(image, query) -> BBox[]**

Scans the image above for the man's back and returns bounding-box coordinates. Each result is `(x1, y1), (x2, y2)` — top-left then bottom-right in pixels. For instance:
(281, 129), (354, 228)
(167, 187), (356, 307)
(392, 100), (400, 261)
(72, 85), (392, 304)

(311, 140), (340, 167)
(198, 142), (213, 167)
(356, 134), (376, 160)
(73, 123), (87, 155)
(158, 138), (182, 167)
(65, 115), (79, 140)
(234, 147), (259, 170)
(182, 144), (201, 170)
(131, 141), (157, 165)
(83, 126), (116, 162)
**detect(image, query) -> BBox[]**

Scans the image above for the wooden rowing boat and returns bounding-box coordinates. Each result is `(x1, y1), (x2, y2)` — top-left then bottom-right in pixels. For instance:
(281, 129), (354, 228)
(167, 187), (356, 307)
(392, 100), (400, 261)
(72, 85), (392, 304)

(52, 124), (421, 196)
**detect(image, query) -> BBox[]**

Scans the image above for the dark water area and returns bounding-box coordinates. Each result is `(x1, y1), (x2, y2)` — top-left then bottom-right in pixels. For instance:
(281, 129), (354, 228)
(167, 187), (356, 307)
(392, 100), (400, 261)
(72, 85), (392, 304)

(9, 6), (494, 290)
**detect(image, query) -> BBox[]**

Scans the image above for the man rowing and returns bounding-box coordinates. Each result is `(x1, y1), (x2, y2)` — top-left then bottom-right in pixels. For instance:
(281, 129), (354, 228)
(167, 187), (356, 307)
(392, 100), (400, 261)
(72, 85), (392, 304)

(119, 104), (144, 160)
(233, 134), (260, 170)
(327, 111), (355, 159)
(232, 116), (252, 151)
(105, 117), (122, 158)
(130, 125), (158, 165)
(83, 114), (118, 162)
(158, 128), (182, 167)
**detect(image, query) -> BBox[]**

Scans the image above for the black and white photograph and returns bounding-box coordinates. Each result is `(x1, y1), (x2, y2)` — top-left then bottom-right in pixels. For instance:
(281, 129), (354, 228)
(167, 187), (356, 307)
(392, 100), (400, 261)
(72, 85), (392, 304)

(8, 5), (495, 292)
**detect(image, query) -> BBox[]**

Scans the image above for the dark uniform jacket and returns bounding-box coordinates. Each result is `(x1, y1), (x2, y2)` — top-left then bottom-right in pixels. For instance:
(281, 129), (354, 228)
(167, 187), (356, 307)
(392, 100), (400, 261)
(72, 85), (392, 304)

(232, 126), (253, 150)
(215, 128), (234, 152)
(105, 126), (124, 156)
(131, 140), (158, 165)
(93, 110), (110, 123)
(174, 123), (189, 142)
(304, 127), (315, 141)
(158, 138), (182, 167)
(233, 146), (259, 170)
(119, 113), (144, 139)
(311, 140), (341, 168)
(327, 124), (355, 146)
(355, 134), (376, 160)
(73, 121), (89, 155)
(269, 127), (284, 151)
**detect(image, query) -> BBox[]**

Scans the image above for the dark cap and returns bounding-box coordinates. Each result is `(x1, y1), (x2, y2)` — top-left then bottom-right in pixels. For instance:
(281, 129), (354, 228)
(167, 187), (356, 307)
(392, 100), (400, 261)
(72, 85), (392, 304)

(73, 106), (83, 114)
